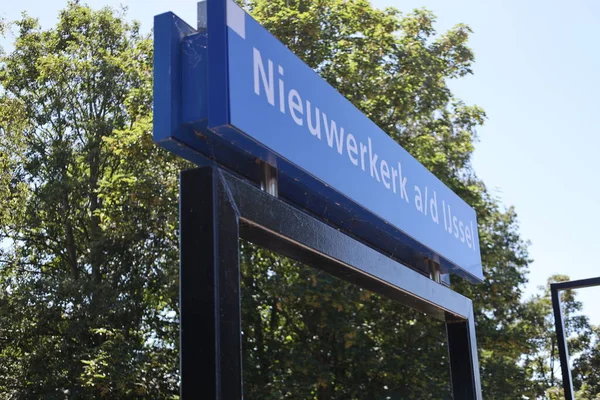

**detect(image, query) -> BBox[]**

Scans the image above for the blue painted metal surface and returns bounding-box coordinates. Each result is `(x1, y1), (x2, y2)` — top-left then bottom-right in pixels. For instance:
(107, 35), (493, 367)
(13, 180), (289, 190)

(153, 0), (484, 282)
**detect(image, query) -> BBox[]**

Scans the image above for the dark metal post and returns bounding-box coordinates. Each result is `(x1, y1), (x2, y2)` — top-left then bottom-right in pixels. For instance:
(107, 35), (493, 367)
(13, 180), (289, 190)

(447, 306), (482, 400)
(551, 285), (574, 400)
(180, 168), (242, 399)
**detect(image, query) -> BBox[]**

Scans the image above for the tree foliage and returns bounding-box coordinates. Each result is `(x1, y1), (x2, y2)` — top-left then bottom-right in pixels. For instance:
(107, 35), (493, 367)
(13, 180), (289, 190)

(0, 2), (185, 398)
(0, 0), (597, 399)
(574, 326), (600, 399)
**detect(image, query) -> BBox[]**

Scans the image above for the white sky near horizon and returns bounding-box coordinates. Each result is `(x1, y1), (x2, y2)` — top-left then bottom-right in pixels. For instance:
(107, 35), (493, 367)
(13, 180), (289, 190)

(2, 0), (600, 325)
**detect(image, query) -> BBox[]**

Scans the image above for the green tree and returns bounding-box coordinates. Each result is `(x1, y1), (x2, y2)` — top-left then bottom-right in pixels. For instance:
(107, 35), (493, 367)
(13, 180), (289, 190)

(574, 326), (600, 399)
(0, 2), (184, 398)
(0, 0), (554, 399)
(241, 244), (452, 400)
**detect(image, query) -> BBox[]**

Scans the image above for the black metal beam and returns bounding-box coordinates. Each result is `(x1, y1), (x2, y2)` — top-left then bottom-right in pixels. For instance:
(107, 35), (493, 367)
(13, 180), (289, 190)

(180, 166), (482, 399)
(552, 277), (600, 291)
(447, 307), (482, 400)
(551, 284), (574, 400)
(180, 168), (242, 399)
(223, 170), (472, 322)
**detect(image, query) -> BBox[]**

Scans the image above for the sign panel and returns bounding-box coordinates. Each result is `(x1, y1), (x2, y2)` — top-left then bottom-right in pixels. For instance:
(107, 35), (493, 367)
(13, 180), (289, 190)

(153, 0), (484, 282)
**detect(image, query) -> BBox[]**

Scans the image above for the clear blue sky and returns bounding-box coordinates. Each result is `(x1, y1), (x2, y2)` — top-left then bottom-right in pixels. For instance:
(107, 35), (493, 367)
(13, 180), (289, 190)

(2, 0), (599, 323)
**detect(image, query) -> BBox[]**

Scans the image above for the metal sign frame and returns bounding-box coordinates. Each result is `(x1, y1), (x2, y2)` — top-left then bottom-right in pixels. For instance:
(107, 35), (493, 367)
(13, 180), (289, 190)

(180, 166), (482, 399)
(551, 276), (600, 400)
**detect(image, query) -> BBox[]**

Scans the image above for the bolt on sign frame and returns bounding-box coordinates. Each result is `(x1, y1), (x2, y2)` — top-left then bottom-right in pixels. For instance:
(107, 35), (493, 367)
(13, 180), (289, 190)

(153, 0), (484, 398)
(551, 277), (600, 400)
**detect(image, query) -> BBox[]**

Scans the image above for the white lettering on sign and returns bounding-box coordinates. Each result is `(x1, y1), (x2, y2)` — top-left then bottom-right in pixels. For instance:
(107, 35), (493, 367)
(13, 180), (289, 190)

(252, 47), (478, 252)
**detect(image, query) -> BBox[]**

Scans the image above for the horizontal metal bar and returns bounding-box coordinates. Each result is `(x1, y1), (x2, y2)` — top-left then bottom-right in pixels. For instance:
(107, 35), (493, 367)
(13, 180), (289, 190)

(551, 276), (600, 291)
(219, 169), (473, 322)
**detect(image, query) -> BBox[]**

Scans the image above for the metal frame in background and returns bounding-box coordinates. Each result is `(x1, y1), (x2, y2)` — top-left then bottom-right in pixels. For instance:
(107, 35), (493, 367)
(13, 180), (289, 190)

(180, 166), (483, 399)
(551, 277), (600, 400)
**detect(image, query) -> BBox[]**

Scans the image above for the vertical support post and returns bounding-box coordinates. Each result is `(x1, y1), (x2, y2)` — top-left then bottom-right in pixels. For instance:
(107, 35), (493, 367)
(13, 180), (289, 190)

(180, 167), (242, 399)
(428, 259), (441, 283)
(446, 303), (482, 400)
(426, 257), (451, 287)
(259, 161), (278, 197)
(551, 286), (574, 400)
(197, 1), (207, 31)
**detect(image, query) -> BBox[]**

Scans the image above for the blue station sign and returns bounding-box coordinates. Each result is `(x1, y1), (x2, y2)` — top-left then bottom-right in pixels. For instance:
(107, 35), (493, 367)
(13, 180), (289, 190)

(153, 0), (484, 282)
